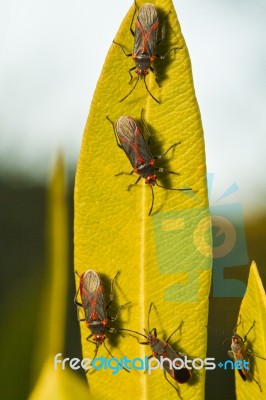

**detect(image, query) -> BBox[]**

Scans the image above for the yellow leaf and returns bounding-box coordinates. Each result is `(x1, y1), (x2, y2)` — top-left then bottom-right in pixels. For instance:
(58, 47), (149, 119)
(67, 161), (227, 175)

(235, 262), (266, 399)
(74, 1), (212, 399)
(46, 154), (68, 353)
(29, 155), (88, 399)
(29, 356), (90, 400)
(31, 154), (68, 376)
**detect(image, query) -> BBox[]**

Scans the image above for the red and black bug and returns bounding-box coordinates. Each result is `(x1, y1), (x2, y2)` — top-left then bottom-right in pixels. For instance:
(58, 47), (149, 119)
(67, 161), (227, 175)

(227, 318), (266, 391)
(120, 303), (192, 398)
(114, 2), (180, 103)
(74, 270), (130, 363)
(106, 114), (191, 216)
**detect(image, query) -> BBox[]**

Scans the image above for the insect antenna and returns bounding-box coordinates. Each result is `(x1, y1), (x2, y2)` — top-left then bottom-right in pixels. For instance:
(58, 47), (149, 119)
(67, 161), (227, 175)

(155, 182), (192, 192)
(104, 342), (130, 373)
(206, 325), (234, 345)
(119, 327), (147, 339)
(223, 336), (232, 345)
(148, 185), (155, 216)
(147, 302), (154, 333)
(85, 342), (100, 374)
(103, 341), (114, 359)
(120, 77), (139, 102)
(143, 76), (160, 103)
(248, 351), (266, 360)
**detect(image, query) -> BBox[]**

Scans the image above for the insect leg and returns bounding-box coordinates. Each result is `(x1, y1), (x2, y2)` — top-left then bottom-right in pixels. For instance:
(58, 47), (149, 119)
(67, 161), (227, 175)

(74, 287), (82, 308)
(108, 302), (131, 322)
(154, 142), (181, 159)
(74, 270), (82, 306)
(83, 339), (103, 374)
(113, 41), (132, 57)
(143, 354), (157, 375)
(166, 321), (184, 344)
(106, 116), (123, 150)
(247, 349), (266, 360)
(75, 307), (85, 322)
(115, 170), (135, 177)
(149, 66), (160, 87)
(128, 66), (137, 83)
(156, 11), (169, 45)
(157, 46), (183, 60)
(106, 271), (119, 309)
(85, 334), (94, 343)
(74, 281), (85, 321)
(75, 301), (85, 322)
(163, 369), (182, 399)
(243, 321), (255, 343)
(154, 167), (179, 176)
(130, 0), (138, 36)
(106, 271), (131, 320)
(247, 371), (263, 392)
(140, 108), (152, 139)
(127, 175), (142, 191)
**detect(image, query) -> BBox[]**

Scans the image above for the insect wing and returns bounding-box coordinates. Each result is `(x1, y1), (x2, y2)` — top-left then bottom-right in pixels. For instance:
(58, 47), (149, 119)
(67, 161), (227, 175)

(81, 270), (107, 324)
(116, 116), (153, 169)
(163, 345), (191, 384)
(134, 4), (159, 56)
(229, 336), (248, 381)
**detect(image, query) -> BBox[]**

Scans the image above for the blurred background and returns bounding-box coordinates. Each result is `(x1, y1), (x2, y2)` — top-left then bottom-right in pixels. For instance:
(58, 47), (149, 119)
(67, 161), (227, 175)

(0, 0), (265, 399)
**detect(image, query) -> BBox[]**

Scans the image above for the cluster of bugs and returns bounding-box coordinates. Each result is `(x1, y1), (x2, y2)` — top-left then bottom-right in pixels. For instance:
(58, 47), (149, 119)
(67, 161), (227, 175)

(104, 1), (189, 216)
(75, 4), (192, 394)
(75, 269), (266, 396)
(76, 1), (265, 399)
(75, 270), (192, 397)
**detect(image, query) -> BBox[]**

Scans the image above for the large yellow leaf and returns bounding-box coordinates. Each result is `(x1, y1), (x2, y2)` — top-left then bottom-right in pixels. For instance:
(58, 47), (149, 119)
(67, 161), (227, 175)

(74, 1), (212, 399)
(235, 262), (266, 399)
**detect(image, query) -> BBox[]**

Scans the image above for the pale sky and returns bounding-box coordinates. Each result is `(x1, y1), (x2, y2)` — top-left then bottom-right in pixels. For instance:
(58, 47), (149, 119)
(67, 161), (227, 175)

(0, 0), (265, 213)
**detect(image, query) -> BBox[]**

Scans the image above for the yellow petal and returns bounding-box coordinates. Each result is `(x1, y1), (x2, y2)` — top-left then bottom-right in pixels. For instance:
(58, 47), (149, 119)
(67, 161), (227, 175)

(75, 1), (212, 399)
(235, 262), (266, 399)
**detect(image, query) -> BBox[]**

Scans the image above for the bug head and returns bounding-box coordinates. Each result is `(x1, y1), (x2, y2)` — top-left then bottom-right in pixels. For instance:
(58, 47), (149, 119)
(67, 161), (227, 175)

(232, 333), (244, 345)
(136, 66), (149, 78)
(231, 333), (245, 353)
(147, 329), (157, 345)
(145, 174), (156, 186)
(93, 333), (106, 344)
(133, 54), (149, 76)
